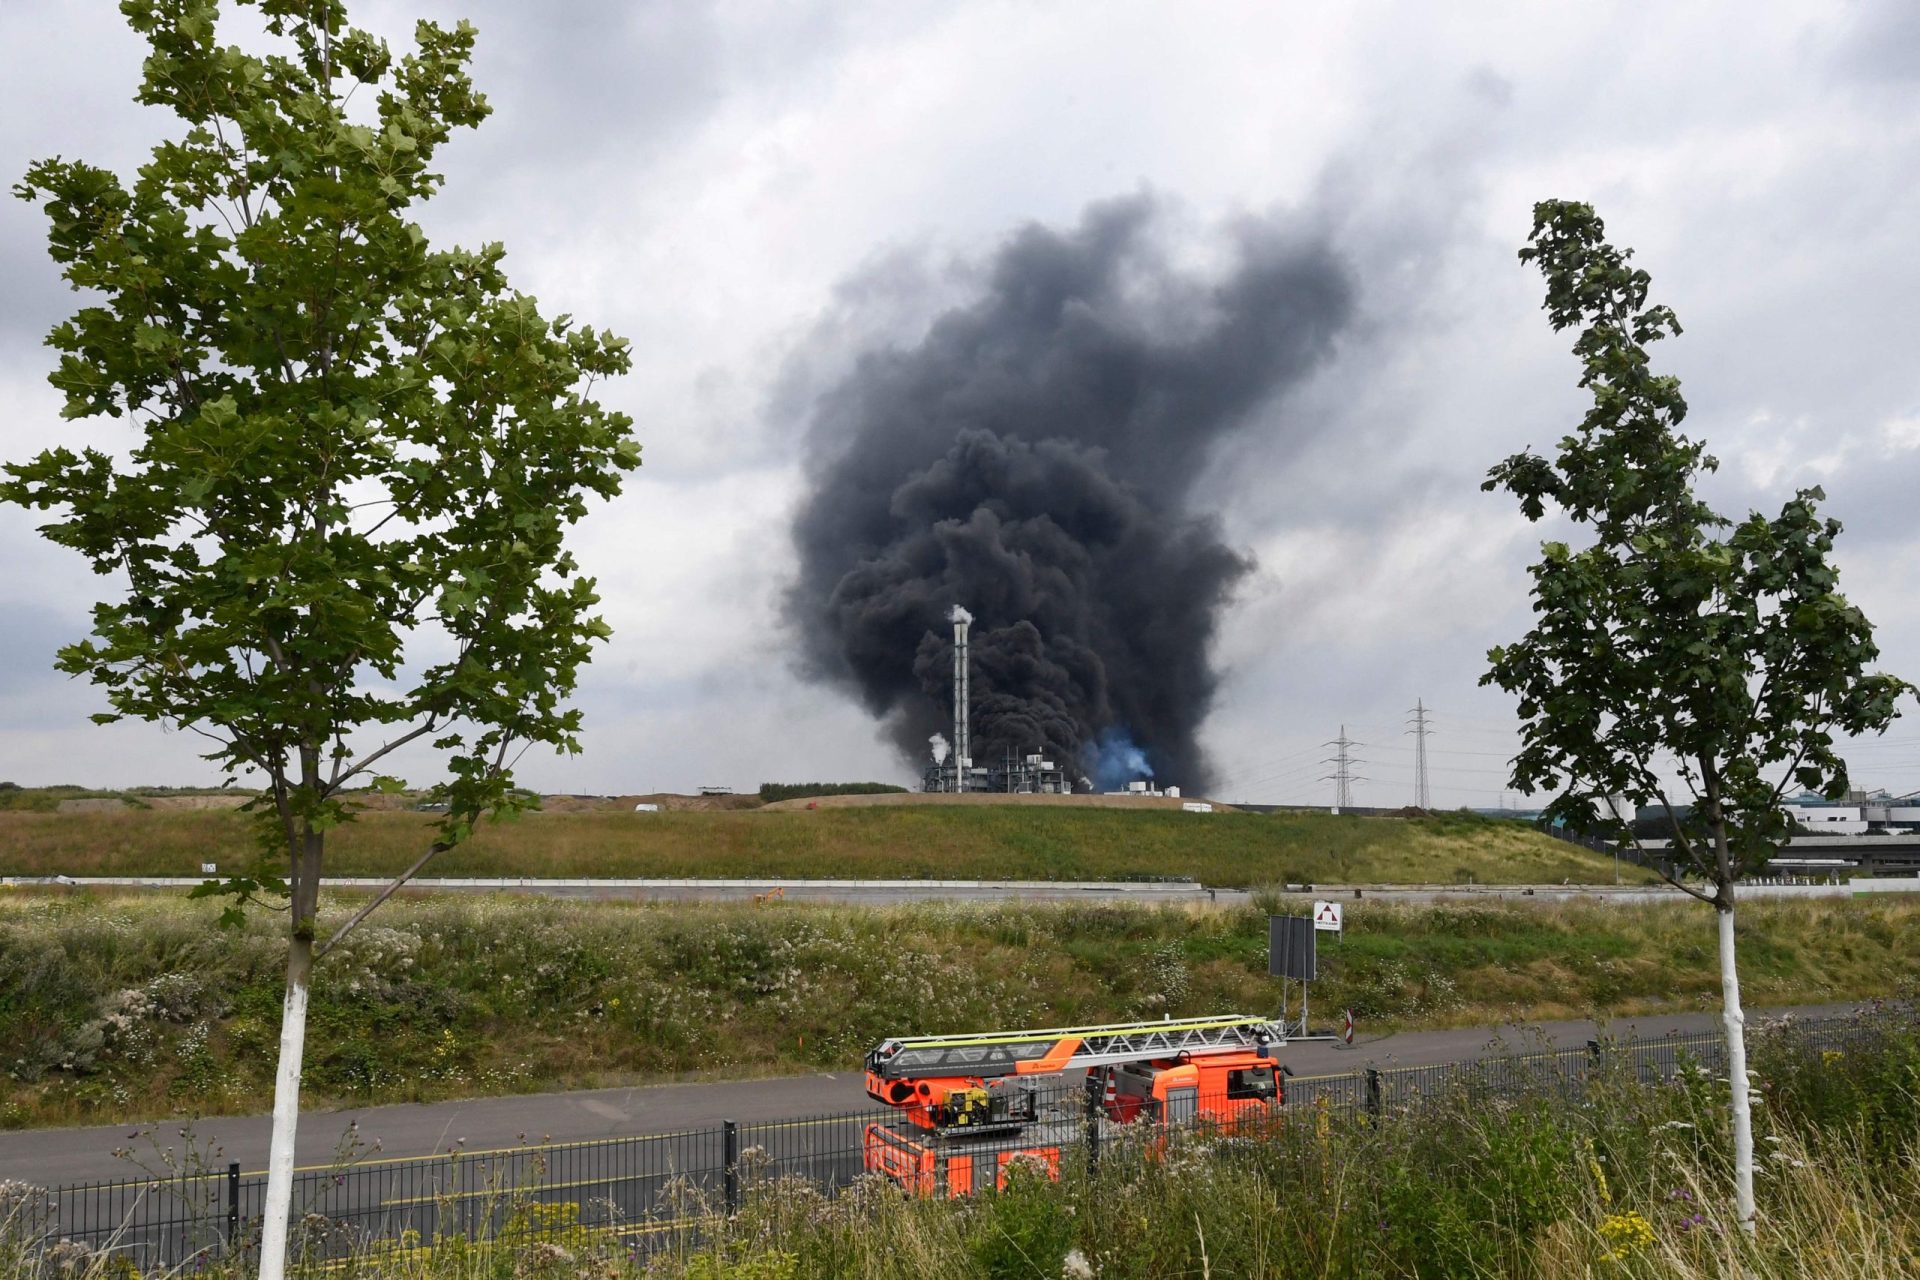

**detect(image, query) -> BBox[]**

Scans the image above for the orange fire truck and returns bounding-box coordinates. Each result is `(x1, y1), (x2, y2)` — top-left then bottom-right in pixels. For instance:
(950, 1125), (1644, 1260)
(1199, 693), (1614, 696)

(862, 1015), (1288, 1197)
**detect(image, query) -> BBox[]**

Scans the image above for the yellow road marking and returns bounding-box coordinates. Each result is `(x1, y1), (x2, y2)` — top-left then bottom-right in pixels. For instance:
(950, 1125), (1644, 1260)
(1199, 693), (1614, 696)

(246, 1110), (879, 1177)
(179, 1037), (1730, 1180)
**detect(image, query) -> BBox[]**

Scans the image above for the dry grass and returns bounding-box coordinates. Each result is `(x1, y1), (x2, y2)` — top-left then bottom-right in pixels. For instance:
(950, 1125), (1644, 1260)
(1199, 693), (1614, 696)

(1524, 1131), (1920, 1278)
(0, 805), (1652, 887)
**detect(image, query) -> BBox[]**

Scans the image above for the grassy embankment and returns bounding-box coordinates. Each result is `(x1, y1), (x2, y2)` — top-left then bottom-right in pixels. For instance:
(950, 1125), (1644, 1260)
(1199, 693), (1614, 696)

(0, 805), (1653, 886)
(2, 891), (1913, 1129)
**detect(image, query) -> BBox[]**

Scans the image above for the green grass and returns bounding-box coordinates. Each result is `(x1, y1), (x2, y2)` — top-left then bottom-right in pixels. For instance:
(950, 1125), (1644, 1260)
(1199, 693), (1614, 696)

(2, 891), (1913, 1130)
(0, 804), (1654, 886)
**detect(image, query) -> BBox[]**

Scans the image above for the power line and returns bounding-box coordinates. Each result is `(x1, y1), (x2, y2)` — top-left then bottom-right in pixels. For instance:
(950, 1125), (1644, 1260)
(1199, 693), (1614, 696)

(1212, 743), (1327, 790)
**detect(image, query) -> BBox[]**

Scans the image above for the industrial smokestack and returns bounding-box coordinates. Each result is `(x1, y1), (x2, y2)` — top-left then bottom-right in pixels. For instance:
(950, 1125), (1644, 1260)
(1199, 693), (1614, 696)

(950, 605), (972, 791)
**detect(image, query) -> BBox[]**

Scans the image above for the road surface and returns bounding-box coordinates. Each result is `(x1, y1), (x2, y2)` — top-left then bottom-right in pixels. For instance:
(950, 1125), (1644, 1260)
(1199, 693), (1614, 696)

(7, 875), (1914, 905)
(0, 1002), (1863, 1189)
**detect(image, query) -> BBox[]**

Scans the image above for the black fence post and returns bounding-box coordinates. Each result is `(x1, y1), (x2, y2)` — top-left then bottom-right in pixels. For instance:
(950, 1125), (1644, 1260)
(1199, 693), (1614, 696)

(723, 1119), (740, 1214)
(1364, 1068), (1382, 1121)
(1084, 1087), (1102, 1176)
(226, 1161), (241, 1257)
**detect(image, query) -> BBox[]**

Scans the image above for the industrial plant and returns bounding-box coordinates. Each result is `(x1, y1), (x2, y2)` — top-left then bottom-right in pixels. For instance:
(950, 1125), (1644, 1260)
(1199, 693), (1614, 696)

(920, 605), (1154, 797)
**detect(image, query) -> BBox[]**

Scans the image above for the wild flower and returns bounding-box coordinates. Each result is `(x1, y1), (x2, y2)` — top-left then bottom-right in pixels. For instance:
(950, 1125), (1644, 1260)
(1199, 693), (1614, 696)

(1597, 1210), (1654, 1262)
(1584, 1139), (1611, 1206)
(524, 1241), (575, 1270)
(43, 1238), (97, 1277)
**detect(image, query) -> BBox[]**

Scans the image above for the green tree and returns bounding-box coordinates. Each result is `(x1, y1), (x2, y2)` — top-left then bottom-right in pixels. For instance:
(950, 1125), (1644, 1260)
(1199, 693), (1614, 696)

(3, 2), (638, 1274)
(1483, 200), (1910, 1231)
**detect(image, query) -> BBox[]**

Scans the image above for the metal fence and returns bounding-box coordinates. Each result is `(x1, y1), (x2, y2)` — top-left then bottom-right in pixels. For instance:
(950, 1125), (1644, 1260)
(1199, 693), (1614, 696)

(23, 1011), (1899, 1269)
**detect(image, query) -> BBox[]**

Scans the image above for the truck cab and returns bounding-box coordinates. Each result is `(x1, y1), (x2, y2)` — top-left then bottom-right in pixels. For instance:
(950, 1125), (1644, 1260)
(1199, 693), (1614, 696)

(861, 1015), (1289, 1196)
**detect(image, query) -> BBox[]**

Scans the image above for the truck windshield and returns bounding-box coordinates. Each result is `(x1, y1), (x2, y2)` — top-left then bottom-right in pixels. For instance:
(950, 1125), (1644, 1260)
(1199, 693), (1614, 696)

(1225, 1067), (1276, 1100)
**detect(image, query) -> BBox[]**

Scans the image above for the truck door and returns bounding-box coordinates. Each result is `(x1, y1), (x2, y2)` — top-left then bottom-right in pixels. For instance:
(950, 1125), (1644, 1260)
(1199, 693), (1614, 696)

(1150, 1063), (1202, 1127)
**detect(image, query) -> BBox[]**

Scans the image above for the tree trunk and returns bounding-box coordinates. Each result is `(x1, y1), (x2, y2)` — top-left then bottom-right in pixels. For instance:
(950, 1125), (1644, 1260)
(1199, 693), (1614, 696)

(1716, 896), (1756, 1234)
(257, 931), (314, 1280)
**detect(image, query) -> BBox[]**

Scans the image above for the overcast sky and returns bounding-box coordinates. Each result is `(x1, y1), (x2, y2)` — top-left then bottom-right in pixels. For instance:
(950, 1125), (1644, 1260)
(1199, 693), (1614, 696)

(2, 1), (1916, 808)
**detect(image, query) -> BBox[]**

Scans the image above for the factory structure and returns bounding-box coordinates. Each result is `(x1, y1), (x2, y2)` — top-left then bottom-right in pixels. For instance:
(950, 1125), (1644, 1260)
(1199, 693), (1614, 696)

(921, 605), (1074, 795)
(1782, 790), (1920, 836)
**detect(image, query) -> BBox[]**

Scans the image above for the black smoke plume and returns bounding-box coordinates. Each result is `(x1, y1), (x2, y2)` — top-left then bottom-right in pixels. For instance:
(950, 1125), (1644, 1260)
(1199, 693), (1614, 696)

(788, 195), (1353, 792)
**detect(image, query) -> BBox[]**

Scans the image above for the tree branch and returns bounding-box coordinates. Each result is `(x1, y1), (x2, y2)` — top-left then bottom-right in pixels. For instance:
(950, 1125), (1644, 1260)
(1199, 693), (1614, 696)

(1634, 779), (1716, 905)
(328, 716), (441, 792)
(312, 837), (451, 961)
(1764, 737), (1815, 811)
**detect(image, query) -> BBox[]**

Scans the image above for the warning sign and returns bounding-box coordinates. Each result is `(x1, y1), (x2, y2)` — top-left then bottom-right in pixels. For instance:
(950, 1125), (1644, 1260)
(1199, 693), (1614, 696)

(1312, 900), (1343, 933)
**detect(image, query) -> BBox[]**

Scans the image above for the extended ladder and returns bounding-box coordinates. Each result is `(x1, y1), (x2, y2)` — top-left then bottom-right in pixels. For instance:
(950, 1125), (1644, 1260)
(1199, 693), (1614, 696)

(866, 1014), (1285, 1080)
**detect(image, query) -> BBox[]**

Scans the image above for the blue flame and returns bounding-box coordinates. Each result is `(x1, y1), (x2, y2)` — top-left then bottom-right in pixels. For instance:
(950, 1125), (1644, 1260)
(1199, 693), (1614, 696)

(1087, 728), (1154, 792)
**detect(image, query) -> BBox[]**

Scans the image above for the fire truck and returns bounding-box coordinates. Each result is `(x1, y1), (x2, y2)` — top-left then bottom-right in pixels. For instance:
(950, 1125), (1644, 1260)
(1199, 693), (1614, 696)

(861, 1014), (1288, 1197)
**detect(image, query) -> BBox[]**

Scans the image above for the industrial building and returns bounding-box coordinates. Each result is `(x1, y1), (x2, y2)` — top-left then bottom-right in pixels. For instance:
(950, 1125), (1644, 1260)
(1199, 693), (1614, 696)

(920, 605), (1074, 795)
(1782, 790), (1920, 836)
(1110, 780), (1181, 799)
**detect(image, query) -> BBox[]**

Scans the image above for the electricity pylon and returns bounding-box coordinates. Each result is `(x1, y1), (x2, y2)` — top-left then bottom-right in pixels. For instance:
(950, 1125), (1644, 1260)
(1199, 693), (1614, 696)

(1406, 699), (1433, 810)
(1321, 725), (1365, 812)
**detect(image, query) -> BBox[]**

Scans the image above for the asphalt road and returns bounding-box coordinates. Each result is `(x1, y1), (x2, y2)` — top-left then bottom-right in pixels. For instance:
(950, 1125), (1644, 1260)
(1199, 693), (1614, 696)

(0, 1002), (1862, 1189)
(13, 875), (1916, 907)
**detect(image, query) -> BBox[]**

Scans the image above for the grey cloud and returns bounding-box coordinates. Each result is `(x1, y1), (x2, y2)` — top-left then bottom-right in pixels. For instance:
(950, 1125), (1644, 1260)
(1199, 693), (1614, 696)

(0, 601), (76, 698)
(1834, 0), (1920, 83)
(442, 0), (727, 174)
(1465, 67), (1515, 108)
(0, 214), (71, 351)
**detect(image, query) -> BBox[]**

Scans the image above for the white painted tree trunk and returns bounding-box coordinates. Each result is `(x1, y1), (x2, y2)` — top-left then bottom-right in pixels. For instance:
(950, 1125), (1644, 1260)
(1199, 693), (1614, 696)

(257, 935), (314, 1280)
(1717, 901), (1756, 1234)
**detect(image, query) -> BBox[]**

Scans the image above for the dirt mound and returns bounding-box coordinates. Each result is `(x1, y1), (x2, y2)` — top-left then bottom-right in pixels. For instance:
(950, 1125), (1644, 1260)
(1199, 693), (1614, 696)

(55, 798), (132, 814)
(143, 794), (254, 811)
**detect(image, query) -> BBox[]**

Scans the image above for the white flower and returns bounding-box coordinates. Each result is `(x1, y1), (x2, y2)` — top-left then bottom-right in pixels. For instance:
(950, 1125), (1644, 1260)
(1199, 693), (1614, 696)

(1063, 1249), (1095, 1280)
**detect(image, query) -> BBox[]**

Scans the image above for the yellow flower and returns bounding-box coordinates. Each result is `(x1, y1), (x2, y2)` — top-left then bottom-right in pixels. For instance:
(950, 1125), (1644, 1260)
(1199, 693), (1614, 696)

(1599, 1210), (1654, 1262)
(1585, 1139), (1611, 1206)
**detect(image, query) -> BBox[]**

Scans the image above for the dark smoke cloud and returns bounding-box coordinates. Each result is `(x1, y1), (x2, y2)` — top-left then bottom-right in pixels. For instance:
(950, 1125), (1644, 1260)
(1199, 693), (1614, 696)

(788, 194), (1353, 791)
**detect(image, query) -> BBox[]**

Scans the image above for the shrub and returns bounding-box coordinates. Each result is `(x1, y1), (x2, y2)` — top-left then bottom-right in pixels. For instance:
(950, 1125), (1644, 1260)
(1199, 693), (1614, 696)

(969, 1158), (1076, 1280)
(755, 782), (909, 802)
